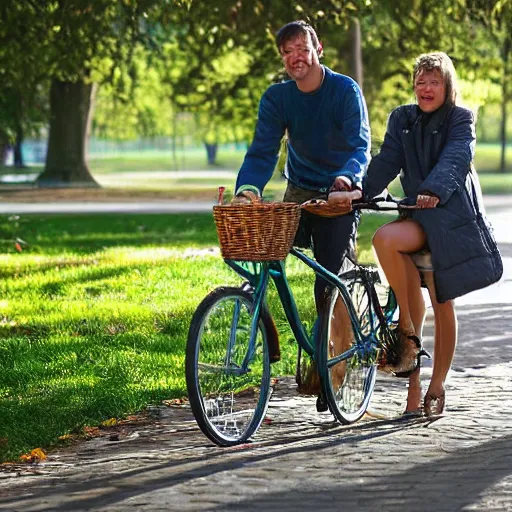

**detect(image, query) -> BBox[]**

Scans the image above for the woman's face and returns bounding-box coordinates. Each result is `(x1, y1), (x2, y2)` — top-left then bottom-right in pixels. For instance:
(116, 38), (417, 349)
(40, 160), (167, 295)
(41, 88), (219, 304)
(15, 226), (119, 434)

(414, 69), (446, 113)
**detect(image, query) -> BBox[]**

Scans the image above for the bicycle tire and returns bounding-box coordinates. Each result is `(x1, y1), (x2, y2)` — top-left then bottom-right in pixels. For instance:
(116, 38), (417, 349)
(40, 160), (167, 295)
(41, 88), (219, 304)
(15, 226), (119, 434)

(319, 281), (377, 424)
(186, 286), (272, 446)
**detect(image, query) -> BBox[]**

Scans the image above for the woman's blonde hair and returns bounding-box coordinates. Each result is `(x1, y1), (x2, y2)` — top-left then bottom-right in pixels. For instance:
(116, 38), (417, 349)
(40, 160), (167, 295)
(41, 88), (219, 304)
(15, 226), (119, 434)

(413, 52), (459, 106)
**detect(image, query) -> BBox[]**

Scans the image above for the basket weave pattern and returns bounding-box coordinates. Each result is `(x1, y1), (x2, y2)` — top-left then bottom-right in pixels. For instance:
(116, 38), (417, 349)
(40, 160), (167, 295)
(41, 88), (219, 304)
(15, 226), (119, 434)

(213, 202), (301, 261)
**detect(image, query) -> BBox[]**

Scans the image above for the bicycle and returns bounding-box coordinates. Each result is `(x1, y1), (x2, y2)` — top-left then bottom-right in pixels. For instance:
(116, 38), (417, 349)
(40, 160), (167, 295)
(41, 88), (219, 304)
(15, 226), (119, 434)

(185, 195), (427, 446)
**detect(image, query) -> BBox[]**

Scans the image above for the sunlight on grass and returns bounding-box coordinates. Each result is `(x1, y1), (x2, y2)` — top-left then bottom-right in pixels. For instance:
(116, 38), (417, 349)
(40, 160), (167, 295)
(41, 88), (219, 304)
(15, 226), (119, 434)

(0, 211), (389, 462)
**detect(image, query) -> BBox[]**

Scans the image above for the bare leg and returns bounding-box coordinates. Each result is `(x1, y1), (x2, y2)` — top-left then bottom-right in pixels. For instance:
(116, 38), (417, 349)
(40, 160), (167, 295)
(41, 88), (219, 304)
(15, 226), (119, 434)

(403, 256), (426, 412)
(423, 272), (457, 413)
(372, 220), (427, 332)
(372, 220), (427, 413)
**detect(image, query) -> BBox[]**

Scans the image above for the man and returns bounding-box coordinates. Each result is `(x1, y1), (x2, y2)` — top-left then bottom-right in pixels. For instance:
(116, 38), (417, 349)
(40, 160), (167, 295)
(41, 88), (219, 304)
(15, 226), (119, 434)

(233, 20), (370, 410)
(234, 20), (369, 304)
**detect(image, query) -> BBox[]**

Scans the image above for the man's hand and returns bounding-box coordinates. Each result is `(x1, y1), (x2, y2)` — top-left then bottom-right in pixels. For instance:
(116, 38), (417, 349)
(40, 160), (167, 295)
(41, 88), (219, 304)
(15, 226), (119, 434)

(329, 176), (352, 192)
(328, 189), (362, 211)
(416, 194), (439, 209)
(231, 190), (260, 205)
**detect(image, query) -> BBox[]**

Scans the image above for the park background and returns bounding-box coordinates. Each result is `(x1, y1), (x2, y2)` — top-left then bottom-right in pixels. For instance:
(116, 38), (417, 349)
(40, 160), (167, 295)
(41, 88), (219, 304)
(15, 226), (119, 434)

(0, 0), (511, 463)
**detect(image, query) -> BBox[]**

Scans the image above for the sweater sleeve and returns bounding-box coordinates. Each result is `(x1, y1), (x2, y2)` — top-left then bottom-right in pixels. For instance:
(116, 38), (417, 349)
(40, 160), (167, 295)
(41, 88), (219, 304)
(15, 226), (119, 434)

(363, 108), (405, 199)
(235, 88), (286, 194)
(336, 82), (370, 189)
(418, 108), (475, 204)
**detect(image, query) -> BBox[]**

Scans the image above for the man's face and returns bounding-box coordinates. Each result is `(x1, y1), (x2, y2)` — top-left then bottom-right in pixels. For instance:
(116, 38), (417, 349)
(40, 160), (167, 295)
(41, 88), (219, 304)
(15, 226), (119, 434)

(414, 69), (446, 113)
(280, 34), (319, 81)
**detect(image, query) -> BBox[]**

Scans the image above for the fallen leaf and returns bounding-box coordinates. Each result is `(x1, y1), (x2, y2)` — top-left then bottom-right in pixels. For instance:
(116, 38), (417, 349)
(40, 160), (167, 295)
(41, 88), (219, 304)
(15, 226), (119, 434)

(20, 448), (47, 463)
(83, 426), (100, 438)
(163, 398), (186, 407)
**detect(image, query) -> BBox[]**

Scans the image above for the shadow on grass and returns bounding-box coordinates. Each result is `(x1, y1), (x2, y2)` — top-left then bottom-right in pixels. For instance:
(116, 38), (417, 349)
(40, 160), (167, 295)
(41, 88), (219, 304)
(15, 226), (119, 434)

(0, 365), (185, 462)
(0, 212), (218, 255)
(0, 260), (149, 292)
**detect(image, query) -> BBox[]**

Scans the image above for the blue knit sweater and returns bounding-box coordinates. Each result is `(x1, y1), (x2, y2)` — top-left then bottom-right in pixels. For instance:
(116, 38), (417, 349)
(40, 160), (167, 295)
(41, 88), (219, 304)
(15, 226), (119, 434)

(236, 66), (370, 194)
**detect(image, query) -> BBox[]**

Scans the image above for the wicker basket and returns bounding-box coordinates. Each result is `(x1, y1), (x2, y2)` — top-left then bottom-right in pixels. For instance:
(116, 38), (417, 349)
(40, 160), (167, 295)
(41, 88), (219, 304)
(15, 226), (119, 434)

(213, 201), (301, 261)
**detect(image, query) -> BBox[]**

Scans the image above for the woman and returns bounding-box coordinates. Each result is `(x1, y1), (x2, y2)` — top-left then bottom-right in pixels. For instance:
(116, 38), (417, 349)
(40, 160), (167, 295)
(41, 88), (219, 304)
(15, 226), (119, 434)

(362, 52), (502, 416)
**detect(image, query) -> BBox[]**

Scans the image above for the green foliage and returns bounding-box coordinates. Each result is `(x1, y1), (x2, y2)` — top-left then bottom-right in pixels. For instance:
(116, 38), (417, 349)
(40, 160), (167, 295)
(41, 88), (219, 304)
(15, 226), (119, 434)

(1, 0), (512, 168)
(91, 0), (376, 145)
(93, 47), (175, 140)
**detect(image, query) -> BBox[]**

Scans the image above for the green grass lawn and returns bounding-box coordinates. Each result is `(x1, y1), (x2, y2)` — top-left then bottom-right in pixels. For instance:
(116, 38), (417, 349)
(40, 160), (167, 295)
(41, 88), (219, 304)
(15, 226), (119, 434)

(1, 140), (510, 462)
(89, 148), (247, 173)
(474, 143), (511, 173)
(2, 142), (511, 196)
(0, 210), (394, 462)
(86, 142), (512, 175)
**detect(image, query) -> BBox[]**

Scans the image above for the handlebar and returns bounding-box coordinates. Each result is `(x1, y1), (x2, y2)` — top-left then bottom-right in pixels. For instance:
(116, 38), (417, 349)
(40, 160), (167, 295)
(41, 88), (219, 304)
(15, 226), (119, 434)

(351, 197), (421, 212)
(221, 185), (426, 214)
(300, 193), (422, 217)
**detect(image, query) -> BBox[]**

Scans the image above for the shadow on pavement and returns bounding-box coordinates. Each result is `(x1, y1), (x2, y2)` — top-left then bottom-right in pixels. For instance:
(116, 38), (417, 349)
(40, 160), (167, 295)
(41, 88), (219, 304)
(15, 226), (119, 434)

(216, 434), (512, 511)
(452, 302), (512, 369)
(1, 415), (437, 512)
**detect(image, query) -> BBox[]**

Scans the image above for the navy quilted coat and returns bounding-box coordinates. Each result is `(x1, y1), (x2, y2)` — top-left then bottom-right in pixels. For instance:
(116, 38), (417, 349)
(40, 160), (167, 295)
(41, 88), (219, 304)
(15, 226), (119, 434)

(363, 103), (503, 303)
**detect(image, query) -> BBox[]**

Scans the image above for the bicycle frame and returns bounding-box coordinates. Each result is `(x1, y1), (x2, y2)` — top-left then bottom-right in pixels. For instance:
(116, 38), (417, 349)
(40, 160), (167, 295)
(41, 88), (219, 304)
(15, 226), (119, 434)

(224, 247), (374, 367)
(220, 196), (415, 377)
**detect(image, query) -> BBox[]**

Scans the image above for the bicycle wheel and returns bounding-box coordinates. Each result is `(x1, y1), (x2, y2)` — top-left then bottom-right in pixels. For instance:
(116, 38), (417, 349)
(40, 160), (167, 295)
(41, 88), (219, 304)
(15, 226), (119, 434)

(319, 281), (377, 424)
(186, 286), (272, 446)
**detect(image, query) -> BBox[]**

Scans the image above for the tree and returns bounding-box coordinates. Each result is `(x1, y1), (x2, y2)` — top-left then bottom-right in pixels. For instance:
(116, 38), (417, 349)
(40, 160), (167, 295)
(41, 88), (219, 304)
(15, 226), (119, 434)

(0, 0), (178, 186)
(0, 3), (50, 168)
(467, 0), (512, 172)
(338, 1), (496, 142)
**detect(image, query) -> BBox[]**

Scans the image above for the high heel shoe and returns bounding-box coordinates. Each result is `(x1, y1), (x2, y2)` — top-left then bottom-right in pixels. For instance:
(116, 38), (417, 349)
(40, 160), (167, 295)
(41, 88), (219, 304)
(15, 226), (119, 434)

(423, 390), (446, 417)
(378, 326), (429, 378)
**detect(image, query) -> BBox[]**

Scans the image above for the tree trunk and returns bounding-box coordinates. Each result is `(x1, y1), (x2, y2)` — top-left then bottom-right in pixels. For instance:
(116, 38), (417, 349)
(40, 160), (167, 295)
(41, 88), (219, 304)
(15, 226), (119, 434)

(171, 110), (178, 169)
(350, 17), (363, 90)
(0, 129), (8, 166)
(499, 35), (510, 173)
(500, 88), (508, 173)
(37, 79), (99, 187)
(13, 123), (24, 168)
(204, 142), (218, 165)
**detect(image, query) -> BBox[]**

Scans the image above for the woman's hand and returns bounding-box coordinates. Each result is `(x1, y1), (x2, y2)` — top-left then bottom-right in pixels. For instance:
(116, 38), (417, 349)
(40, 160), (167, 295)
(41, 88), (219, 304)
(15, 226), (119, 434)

(416, 194), (440, 209)
(328, 189), (363, 211)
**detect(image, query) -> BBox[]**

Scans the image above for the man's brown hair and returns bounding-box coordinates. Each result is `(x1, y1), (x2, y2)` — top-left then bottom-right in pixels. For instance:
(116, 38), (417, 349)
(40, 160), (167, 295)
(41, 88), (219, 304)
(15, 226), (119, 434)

(276, 21), (323, 58)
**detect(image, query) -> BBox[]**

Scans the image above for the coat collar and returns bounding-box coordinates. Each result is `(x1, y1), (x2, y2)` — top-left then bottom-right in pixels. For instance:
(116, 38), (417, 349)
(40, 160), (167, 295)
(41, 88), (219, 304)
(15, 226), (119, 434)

(412, 102), (453, 133)
(408, 103), (453, 178)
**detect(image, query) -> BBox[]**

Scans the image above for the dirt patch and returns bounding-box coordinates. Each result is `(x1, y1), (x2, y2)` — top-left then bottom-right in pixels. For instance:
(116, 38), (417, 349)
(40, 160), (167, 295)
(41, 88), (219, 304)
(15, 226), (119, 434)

(0, 187), (218, 203)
